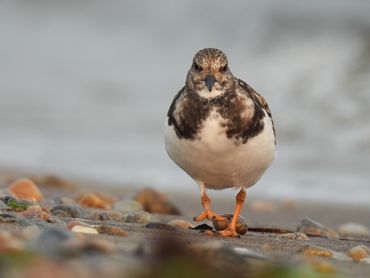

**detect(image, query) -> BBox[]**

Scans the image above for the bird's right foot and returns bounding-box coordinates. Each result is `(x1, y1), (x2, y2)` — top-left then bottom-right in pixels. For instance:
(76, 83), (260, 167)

(193, 210), (226, 222)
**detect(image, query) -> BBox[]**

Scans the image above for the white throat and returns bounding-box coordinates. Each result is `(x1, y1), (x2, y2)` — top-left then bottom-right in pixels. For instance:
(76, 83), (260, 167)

(197, 87), (225, 99)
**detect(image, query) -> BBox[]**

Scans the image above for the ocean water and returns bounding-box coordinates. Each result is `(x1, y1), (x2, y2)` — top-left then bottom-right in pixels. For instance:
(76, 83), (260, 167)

(0, 0), (369, 204)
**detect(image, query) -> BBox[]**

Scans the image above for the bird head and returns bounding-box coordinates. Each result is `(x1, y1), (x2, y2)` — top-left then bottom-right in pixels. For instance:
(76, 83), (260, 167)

(186, 48), (236, 98)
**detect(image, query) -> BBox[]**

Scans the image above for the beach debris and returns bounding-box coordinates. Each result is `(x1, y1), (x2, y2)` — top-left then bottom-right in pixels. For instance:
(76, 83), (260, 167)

(347, 245), (370, 261)
(96, 225), (128, 237)
(167, 219), (194, 229)
(123, 211), (159, 224)
(212, 214), (248, 235)
(78, 192), (116, 209)
(298, 244), (351, 261)
(145, 222), (177, 231)
(338, 222), (369, 237)
(1, 196), (33, 211)
(133, 188), (181, 215)
(8, 178), (44, 202)
(113, 199), (143, 214)
(277, 232), (309, 241)
(250, 200), (276, 213)
(50, 204), (83, 218)
(297, 217), (339, 238)
(21, 205), (50, 220)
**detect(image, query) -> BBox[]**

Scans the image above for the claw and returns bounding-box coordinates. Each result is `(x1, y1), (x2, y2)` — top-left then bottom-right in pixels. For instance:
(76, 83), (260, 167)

(216, 228), (239, 237)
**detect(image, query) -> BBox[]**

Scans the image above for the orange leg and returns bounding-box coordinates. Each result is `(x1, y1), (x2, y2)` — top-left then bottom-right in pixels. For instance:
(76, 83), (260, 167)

(218, 188), (246, 237)
(193, 191), (225, 221)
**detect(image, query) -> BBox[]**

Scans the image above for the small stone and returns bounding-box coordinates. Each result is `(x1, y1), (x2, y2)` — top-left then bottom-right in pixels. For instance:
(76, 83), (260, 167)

(0, 200), (8, 209)
(1, 196), (33, 211)
(133, 188), (181, 215)
(298, 245), (333, 257)
(71, 225), (99, 234)
(78, 192), (112, 209)
(297, 218), (339, 239)
(21, 205), (50, 220)
(50, 204), (83, 218)
(123, 211), (159, 224)
(92, 210), (123, 221)
(307, 258), (335, 273)
(338, 223), (369, 237)
(82, 238), (116, 254)
(97, 226), (128, 237)
(145, 222), (177, 231)
(8, 178), (44, 202)
(277, 232), (309, 241)
(299, 244), (351, 261)
(167, 219), (194, 229)
(212, 214), (248, 235)
(113, 199), (143, 214)
(250, 200), (276, 213)
(347, 245), (370, 261)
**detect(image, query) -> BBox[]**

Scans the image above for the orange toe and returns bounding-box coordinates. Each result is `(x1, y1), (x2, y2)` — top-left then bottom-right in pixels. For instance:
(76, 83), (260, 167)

(217, 228), (238, 237)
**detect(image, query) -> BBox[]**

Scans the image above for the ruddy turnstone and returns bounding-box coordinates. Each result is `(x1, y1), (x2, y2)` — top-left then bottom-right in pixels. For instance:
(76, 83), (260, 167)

(165, 48), (276, 237)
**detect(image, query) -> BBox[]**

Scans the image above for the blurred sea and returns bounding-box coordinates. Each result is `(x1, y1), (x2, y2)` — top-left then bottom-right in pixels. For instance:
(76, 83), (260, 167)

(0, 1), (369, 204)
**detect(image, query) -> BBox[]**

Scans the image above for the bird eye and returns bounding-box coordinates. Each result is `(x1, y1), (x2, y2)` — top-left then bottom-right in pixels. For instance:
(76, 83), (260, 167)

(193, 62), (202, 71)
(220, 64), (228, 72)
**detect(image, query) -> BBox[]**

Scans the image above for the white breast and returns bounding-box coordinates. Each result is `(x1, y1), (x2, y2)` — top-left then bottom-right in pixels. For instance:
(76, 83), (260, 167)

(165, 109), (276, 190)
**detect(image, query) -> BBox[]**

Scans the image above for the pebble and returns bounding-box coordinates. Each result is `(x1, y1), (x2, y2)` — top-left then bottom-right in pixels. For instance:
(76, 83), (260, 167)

(297, 217), (339, 238)
(347, 245), (370, 261)
(338, 222), (369, 237)
(0, 199), (8, 209)
(298, 244), (351, 261)
(8, 178), (44, 202)
(71, 225), (99, 234)
(55, 197), (77, 205)
(97, 225), (128, 237)
(78, 192), (112, 209)
(50, 204), (83, 218)
(133, 188), (181, 215)
(113, 200), (143, 214)
(92, 209), (124, 221)
(21, 205), (50, 220)
(145, 222), (177, 231)
(167, 219), (194, 229)
(277, 232), (309, 241)
(123, 211), (159, 224)
(250, 200), (276, 213)
(212, 214), (248, 235)
(1, 196), (33, 211)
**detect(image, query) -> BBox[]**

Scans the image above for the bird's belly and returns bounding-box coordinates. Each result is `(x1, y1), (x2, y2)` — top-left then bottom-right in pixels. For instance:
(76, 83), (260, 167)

(165, 113), (275, 189)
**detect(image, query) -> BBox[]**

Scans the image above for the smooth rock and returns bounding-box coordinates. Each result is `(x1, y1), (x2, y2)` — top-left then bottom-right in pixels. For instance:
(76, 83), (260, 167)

(145, 222), (177, 231)
(8, 178), (44, 202)
(212, 214), (248, 235)
(113, 200), (143, 214)
(92, 209), (124, 221)
(71, 225), (99, 234)
(277, 232), (309, 241)
(1, 196), (33, 211)
(78, 192), (115, 210)
(97, 225), (128, 236)
(55, 197), (77, 205)
(123, 211), (159, 224)
(298, 244), (351, 261)
(297, 218), (339, 238)
(338, 223), (369, 237)
(347, 245), (370, 261)
(167, 219), (194, 229)
(50, 204), (83, 218)
(21, 205), (50, 220)
(133, 188), (181, 215)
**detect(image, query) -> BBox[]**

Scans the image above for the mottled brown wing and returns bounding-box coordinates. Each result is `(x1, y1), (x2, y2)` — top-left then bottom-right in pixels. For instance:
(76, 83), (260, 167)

(237, 79), (276, 141)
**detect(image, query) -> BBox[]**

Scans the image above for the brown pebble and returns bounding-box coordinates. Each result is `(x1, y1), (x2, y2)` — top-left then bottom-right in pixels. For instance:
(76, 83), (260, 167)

(21, 205), (50, 220)
(347, 245), (370, 261)
(212, 214), (248, 235)
(167, 219), (194, 229)
(8, 178), (44, 202)
(78, 192), (112, 209)
(97, 226), (128, 237)
(133, 188), (181, 215)
(299, 245), (333, 257)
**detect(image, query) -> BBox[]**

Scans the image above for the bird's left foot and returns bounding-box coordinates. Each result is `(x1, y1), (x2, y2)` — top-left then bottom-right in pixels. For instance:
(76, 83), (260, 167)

(216, 227), (239, 237)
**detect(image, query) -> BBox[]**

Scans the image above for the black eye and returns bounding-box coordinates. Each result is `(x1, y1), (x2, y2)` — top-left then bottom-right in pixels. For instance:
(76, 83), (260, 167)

(193, 62), (202, 71)
(220, 64), (228, 72)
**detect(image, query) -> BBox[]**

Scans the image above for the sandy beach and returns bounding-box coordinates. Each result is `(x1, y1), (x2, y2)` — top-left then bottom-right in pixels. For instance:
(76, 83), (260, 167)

(1, 175), (369, 278)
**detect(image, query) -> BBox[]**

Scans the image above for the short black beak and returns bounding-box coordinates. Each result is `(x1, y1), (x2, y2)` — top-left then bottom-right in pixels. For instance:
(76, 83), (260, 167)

(204, 75), (216, 92)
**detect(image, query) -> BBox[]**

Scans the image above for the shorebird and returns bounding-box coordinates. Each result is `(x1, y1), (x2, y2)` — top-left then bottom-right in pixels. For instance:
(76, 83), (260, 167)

(165, 48), (276, 237)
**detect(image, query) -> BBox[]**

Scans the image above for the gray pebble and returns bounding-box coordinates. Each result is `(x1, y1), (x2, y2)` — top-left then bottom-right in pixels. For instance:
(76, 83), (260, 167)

(113, 200), (143, 214)
(50, 204), (83, 218)
(123, 211), (159, 224)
